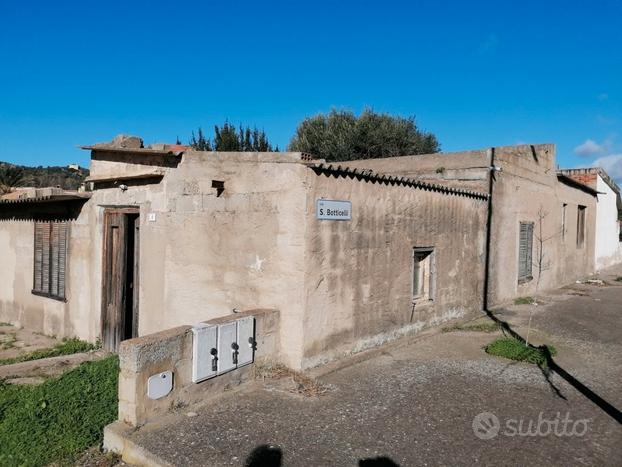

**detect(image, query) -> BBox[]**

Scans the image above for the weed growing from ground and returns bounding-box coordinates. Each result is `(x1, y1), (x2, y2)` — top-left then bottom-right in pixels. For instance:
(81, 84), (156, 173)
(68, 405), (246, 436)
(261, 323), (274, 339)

(514, 296), (535, 305)
(485, 337), (556, 366)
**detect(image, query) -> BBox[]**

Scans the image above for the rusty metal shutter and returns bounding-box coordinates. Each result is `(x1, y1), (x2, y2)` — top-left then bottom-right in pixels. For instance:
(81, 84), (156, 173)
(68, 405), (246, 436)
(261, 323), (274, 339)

(518, 222), (533, 282)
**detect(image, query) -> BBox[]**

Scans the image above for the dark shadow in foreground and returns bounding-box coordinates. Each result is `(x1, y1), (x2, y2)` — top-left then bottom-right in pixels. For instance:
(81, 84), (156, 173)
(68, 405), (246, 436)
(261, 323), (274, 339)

(245, 445), (282, 467)
(359, 456), (401, 466)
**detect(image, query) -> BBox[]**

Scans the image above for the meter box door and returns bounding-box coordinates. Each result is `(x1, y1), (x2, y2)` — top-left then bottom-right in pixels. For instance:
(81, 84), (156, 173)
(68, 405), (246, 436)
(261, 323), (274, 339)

(192, 324), (218, 383)
(217, 322), (238, 375)
(237, 316), (255, 367)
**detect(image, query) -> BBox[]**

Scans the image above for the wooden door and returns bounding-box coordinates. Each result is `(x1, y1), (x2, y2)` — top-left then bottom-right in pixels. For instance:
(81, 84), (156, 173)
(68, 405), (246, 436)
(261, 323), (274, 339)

(101, 209), (139, 351)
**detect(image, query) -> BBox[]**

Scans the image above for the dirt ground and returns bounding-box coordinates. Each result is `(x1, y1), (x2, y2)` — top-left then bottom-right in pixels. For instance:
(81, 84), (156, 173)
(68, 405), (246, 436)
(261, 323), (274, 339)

(0, 323), (106, 384)
(114, 265), (622, 466)
(0, 322), (60, 361)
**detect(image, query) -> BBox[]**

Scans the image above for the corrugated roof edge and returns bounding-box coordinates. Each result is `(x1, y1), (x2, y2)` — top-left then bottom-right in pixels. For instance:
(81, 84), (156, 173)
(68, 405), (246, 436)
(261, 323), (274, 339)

(556, 173), (600, 196)
(308, 163), (489, 200)
(0, 192), (92, 204)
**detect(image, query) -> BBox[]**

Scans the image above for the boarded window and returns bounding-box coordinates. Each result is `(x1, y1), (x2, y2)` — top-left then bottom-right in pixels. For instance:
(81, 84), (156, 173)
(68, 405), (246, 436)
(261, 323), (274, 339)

(577, 205), (586, 247)
(33, 221), (68, 300)
(518, 222), (533, 283)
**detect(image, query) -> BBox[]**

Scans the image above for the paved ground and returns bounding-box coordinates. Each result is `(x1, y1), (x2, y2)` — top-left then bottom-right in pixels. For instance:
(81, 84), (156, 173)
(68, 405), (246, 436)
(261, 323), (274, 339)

(123, 267), (622, 467)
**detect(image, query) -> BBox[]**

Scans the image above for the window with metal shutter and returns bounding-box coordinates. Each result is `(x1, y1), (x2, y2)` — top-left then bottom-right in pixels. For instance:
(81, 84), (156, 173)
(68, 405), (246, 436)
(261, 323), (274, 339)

(32, 220), (68, 300)
(33, 222), (44, 291)
(518, 222), (533, 283)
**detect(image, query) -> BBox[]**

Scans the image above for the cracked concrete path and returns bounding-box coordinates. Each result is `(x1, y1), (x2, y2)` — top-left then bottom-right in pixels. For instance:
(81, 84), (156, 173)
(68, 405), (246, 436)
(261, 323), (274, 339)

(119, 266), (622, 467)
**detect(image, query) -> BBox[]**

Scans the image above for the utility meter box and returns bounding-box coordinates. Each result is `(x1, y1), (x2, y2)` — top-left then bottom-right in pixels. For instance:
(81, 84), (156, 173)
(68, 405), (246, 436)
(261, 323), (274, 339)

(237, 316), (255, 367)
(217, 322), (237, 375)
(192, 316), (256, 383)
(191, 323), (218, 383)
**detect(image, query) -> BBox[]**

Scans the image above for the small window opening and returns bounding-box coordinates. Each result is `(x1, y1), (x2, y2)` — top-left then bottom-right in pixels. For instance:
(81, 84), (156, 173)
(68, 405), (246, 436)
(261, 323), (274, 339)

(577, 205), (586, 248)
(212, 180), (225, 197)
(412, 247), (435, 302)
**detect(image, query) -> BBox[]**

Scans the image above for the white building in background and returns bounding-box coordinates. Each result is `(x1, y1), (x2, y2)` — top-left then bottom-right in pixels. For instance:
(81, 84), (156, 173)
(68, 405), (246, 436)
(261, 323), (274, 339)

(560, 167), (622, 270)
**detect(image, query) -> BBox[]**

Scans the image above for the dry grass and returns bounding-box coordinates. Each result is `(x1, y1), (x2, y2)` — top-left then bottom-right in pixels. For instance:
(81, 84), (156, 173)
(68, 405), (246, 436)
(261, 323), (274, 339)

(254, 362), (330, 397)
(442, 321), (499, 333)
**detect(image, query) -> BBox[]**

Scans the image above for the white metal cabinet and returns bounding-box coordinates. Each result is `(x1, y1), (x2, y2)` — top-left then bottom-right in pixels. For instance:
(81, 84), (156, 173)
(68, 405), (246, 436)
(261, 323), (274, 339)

(237, 316), (255, 367)
(191, 324), (218, 383)
(217, 322), (238, 375)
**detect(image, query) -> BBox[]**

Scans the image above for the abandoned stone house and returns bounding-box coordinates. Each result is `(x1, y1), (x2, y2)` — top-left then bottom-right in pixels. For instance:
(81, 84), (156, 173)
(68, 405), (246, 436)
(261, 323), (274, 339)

(0, 137), (613, 377)
(343, 143), (601, 306)
(0, 136), (489, 370)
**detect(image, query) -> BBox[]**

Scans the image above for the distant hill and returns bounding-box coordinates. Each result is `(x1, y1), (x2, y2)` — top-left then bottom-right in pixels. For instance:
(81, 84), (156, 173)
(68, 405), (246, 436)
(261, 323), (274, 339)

(0, 162), (89, 191)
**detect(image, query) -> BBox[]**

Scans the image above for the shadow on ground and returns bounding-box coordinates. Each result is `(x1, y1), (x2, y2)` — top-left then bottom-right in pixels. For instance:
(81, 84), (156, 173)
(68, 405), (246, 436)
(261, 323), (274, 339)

(484, 294), (622, 425)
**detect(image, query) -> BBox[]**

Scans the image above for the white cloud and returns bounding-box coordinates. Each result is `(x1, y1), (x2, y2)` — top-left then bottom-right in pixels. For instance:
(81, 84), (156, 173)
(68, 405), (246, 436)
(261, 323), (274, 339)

(593, 153), (622, 183)
(574, 139), (604, 156)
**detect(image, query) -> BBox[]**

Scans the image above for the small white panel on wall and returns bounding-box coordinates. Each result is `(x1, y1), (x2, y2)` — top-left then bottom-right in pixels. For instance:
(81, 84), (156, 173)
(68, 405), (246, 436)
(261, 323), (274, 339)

(147, 371), (173, 399)
(192, 323), (218, 383)
(237, 316), (255, 367)
(217, 322), (237, 375)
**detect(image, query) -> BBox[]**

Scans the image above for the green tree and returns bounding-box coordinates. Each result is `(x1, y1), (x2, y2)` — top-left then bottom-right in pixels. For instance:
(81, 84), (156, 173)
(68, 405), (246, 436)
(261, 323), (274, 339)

(288, 108), (440, 161)
(189, 123), (275, 152)
(0, 165), (25, 194)
(190, 128), (212, 151)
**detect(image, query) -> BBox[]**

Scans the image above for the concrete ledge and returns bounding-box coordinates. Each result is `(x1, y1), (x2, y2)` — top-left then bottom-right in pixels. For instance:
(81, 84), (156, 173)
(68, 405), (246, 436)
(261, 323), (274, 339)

(116, 309), (279, 427)
(104, 421), (173, 467)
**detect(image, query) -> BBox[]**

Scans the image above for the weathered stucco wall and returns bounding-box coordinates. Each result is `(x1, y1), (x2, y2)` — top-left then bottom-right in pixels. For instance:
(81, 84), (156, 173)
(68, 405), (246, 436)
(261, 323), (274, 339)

(84, 151), (308, 367)
(343, 144), (598, 307)
(300, 169), (488, 368)
(488, 145), (596, 304)
(0, 213), (94, 339)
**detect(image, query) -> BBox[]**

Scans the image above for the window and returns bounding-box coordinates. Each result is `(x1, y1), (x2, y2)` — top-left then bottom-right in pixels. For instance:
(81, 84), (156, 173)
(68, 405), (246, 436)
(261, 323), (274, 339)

(412, 247), (435, 301)
(518, 222), (533, 283)
(577, 205), (586, 248)
(33, 221), (68, 300)
(561, 203), (567, 241)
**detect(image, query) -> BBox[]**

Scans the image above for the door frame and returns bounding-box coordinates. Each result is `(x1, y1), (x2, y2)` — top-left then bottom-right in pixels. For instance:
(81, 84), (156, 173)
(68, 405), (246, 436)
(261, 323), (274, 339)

(101, 207), (140, 351)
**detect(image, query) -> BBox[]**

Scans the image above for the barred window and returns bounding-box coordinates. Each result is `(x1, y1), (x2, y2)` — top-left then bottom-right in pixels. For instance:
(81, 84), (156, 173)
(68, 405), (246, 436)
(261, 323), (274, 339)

(33, 221), (68, 300)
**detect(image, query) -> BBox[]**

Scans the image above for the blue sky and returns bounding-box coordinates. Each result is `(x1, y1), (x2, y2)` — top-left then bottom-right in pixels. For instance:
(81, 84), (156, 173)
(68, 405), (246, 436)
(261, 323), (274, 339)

(0, 1), (620, 179)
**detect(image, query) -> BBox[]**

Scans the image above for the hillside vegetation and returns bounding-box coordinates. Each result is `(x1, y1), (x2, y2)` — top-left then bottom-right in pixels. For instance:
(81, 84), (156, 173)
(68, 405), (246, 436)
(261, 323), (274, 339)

(0, 162), (89, 191)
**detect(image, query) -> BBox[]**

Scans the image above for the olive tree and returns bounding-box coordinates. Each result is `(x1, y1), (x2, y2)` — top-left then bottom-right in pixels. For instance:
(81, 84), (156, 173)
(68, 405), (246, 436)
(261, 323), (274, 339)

(288, 108), (440, 161)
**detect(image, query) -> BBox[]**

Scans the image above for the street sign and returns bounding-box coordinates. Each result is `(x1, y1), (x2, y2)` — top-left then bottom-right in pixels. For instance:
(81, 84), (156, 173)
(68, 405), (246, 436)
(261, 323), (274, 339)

(316, 199), (352, 221)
